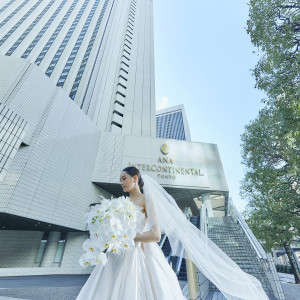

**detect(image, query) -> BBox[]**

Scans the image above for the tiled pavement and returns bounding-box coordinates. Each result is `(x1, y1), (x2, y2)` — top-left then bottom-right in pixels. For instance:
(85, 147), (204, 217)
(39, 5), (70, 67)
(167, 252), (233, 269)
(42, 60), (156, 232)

(0, 273), (299, 300)
(0, 287), (81, 300)
(0, 275), (86, 300)
(0, 297), (28, 300)
(277, 272), (300, 300)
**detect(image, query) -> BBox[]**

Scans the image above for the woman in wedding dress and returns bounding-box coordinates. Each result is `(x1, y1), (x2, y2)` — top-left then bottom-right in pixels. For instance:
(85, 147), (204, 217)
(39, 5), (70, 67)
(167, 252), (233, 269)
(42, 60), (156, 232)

(75, 166), (187, 300)
(76, 166), (271, 300)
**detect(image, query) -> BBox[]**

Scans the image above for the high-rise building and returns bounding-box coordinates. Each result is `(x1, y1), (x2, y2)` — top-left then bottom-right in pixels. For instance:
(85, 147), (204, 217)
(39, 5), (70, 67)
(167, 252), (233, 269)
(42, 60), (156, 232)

(156, 104), (191, 141)
(0, 0), (155, 136)
(0, 0), (156, 276)
(0, 1), (283, 299)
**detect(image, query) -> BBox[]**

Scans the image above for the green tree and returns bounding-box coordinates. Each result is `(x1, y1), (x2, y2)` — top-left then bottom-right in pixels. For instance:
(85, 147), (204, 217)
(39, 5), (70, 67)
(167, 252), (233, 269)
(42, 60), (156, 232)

(247, 0), (300, 95)
(247, 0), (300, 143)
(242, 0), (300, 283)
(241, 107), (300, 282)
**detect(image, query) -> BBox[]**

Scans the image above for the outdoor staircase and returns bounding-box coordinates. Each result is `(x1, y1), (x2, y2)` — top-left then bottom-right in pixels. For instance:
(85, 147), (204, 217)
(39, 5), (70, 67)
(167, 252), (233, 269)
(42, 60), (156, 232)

(160, 235), (172, 257)
(159, 235), (188, 280)
(190, 215), (200, 228)
(177, 216), (201, 280)
(160, 216), (200, 281)
(177, 258), (187, 280)
(159, 215), (279, 299)
(207, 216), (275, 298)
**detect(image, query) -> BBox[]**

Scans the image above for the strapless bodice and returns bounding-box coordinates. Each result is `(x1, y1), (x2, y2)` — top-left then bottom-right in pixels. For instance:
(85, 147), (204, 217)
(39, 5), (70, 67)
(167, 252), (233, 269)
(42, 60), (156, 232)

(130, 202), (148, 233)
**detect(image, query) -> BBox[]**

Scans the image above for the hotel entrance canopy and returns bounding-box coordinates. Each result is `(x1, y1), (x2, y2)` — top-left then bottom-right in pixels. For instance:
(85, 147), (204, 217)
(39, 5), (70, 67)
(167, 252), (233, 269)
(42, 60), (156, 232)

(92, 133), (229, 216)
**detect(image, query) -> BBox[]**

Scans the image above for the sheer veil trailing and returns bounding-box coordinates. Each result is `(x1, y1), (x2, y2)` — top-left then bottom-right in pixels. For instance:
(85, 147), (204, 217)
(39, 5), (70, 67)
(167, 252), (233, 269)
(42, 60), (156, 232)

(142, 174), (270, 300)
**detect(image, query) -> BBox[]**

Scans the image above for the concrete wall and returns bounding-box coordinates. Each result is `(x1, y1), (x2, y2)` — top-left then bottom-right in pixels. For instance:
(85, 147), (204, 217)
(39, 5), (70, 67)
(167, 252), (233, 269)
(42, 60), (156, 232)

(0, 230), (43, 268)
(0, 104), (27, 184)
(0, 230), (95, 276)
(0, 56), (111, 231)
(60, 231), (94, 274)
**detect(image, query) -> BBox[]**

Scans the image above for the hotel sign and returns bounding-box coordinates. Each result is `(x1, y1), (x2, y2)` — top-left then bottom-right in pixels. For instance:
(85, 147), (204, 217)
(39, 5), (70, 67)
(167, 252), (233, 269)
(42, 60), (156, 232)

(123, 137), (210, 188)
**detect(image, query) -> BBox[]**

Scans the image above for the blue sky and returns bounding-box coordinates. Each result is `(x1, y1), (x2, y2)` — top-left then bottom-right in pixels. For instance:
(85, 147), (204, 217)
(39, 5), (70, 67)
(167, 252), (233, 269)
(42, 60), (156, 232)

(153, 0), (266, 213)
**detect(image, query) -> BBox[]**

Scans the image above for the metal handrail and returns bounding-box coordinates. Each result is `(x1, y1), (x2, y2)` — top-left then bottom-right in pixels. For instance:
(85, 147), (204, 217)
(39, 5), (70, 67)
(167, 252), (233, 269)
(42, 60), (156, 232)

(175, 245), (185, 275)
(228, 199), (267, 259)
(159, 207), (193, 270)
(174, 207), (191, 275)
(159, 234), (167, 249)
(158, 234), (171, 262)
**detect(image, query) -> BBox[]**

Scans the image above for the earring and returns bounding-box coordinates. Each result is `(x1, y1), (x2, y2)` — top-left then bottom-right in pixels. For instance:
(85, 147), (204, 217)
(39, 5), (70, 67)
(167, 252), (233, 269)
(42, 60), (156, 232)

(134, 181), (137, 188)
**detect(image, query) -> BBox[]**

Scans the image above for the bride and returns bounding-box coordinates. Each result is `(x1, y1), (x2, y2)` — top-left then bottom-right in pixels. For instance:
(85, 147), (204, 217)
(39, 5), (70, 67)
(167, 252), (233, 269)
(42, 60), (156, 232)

(75, 166), (270, 300)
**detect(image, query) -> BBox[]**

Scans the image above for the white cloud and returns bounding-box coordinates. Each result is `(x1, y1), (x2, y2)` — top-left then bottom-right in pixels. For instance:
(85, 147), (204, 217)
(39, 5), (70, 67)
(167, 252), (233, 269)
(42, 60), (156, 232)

(156, 96), (168, 110)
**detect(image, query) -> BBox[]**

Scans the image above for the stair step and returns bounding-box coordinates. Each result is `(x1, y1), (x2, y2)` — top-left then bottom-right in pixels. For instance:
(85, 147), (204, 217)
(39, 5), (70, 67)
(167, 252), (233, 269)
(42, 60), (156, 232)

(207, 216), (274, 296)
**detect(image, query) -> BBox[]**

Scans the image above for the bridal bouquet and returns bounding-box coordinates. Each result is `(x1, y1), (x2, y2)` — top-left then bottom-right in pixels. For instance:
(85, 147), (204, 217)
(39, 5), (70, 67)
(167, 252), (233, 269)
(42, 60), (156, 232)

(79, 195), (143, 268)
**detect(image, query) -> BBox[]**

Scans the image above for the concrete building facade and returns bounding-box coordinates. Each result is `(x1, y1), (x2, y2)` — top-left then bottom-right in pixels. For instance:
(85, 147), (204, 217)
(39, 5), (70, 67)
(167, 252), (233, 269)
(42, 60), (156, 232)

(0, 0), (156, 135)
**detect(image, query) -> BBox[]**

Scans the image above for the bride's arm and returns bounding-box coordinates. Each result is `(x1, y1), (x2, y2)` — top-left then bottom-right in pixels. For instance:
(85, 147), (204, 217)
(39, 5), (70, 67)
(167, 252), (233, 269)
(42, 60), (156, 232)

(134, 224), (161, 243)
(134, 194), (161, 243)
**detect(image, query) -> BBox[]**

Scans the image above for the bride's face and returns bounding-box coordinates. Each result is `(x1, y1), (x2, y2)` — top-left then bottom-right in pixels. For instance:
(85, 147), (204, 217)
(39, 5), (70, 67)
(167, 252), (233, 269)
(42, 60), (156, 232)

(120, 171), (136, 193)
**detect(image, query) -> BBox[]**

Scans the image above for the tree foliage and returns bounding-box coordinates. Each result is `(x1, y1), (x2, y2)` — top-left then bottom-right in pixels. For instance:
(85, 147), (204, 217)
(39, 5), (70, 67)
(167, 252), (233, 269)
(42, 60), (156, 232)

(241, 0), (300, 282)
(241, 106), (300, 250)
(247, 0), (300, 97)
(247, 0), (300, 145)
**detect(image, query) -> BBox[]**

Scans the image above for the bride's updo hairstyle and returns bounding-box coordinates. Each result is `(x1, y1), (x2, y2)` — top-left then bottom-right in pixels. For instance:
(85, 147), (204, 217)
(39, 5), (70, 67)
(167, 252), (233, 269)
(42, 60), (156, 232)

(122, 166), (144, 193)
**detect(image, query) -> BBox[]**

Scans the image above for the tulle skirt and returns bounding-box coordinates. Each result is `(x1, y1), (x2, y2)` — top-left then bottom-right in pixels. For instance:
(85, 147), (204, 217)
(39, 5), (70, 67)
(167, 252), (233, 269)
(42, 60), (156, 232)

(75, 242), (187, 300)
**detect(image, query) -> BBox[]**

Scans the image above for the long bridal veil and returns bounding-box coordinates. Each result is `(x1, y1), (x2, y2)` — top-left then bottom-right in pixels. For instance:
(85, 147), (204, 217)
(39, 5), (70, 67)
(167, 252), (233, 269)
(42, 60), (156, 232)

(142, 174), (270, 300)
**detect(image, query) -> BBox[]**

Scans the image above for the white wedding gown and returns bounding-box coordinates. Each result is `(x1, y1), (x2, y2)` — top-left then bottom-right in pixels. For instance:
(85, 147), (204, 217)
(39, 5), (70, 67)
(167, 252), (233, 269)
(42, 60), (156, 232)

(75, 206), (187, 300)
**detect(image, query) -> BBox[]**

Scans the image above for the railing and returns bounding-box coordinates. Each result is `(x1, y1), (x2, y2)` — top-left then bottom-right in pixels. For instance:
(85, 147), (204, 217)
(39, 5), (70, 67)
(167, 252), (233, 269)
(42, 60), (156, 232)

(174, 207), (192, 275)
(199, 203), (208, 234)
(228, 198), (267, 260)
(159, 207), (192, 273)
(158, 234), (167, 249)
(174, 244), (185, 275)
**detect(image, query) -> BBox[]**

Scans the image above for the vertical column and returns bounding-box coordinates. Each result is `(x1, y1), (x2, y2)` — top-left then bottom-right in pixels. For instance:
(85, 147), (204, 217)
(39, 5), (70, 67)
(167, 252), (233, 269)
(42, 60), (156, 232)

(201, 193), (214, 218)
(186, 256), (200, 300)
(40, 231), (61, 267)
(272, 250), (280, 265)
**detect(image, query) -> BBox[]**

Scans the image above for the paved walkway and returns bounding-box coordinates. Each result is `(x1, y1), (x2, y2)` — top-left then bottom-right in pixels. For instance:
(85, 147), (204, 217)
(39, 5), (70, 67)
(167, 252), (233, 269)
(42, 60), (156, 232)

(0, 273), (299, 300)
(277, 272), (300, 300)
(0, 297), (27, 300)
(0, 275), (86, 300)
(277, 272), (296, 283)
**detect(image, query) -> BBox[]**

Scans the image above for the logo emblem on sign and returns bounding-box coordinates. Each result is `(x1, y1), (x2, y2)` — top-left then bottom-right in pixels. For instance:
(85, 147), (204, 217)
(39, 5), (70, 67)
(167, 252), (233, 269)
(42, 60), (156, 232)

(160, 144), (169, 155)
